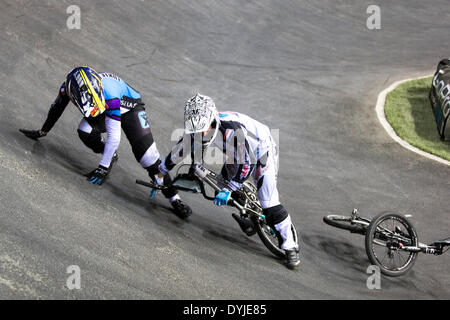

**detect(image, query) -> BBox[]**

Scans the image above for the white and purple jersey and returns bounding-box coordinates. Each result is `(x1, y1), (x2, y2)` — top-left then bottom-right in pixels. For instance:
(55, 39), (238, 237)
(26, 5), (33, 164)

(160, 111), (277, 187)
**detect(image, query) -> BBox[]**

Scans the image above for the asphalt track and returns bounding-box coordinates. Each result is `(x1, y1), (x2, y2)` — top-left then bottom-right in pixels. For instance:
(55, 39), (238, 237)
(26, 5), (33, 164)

(0, 0), (449, 299)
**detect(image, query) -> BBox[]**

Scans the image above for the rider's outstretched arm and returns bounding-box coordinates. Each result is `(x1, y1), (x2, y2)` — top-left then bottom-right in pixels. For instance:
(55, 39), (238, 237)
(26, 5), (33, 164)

(20, 83), (70, 139)
(41, 83), (71, 134)
(99, 99), (121, 168)
(86, 99), (121, 186)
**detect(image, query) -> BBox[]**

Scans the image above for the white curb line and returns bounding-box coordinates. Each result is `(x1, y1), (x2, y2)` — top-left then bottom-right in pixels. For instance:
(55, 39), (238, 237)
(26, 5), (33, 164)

(375, 75), (450, 167)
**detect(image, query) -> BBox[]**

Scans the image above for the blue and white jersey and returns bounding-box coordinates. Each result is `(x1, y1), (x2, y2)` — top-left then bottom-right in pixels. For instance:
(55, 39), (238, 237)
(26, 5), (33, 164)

(98, 72), (143, 120)
(43, 71), (146, 168)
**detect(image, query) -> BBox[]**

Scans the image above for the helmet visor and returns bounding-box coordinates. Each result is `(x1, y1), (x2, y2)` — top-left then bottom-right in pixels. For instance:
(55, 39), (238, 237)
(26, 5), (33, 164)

(184, 106), (215, 134)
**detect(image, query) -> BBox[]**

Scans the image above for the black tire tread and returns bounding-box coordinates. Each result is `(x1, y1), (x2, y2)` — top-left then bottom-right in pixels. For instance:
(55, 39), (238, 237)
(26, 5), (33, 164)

(364, 212), (418, 277)
(253, 217), (298, 259)
(323, 215), (367, 235)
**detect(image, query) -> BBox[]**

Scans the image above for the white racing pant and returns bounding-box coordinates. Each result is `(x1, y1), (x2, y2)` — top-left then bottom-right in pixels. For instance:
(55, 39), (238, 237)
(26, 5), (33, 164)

(252, 143), (298, 250)
(274, 215), (297, 250)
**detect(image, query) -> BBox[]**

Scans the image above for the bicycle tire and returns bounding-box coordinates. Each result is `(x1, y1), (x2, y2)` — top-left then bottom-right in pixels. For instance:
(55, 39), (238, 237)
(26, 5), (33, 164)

(253, 216), (298, 258)
(365, 212), (419, 277)
(323, 215), (368, 235)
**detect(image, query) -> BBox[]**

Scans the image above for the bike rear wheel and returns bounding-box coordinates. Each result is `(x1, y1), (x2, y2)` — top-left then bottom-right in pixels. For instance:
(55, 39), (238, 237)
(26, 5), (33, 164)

(252, 216), (298, 258)
(323, 215), (369, 235)
(365, 212), (419, 277)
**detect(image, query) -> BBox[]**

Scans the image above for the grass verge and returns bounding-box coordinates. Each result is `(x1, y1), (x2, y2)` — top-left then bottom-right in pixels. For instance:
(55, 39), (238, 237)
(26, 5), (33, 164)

(384, 77), (450, 161)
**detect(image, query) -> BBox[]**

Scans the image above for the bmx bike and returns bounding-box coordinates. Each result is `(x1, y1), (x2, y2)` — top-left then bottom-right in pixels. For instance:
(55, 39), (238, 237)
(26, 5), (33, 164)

(323, 209), (450, 277)
(136, 163), (299, 259)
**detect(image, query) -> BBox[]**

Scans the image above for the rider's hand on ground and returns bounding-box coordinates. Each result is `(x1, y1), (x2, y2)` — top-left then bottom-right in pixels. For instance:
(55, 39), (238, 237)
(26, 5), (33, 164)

(86, 165), (109, 185)
(19, 129), (47, 140)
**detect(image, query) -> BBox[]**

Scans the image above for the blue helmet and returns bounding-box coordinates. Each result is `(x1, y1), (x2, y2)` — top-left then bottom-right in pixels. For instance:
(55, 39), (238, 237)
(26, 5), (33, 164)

(65, 66), (106, 118)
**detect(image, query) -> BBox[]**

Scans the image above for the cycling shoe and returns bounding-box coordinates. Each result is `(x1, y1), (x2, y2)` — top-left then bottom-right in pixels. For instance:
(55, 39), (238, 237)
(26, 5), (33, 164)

(232, 213), (256, 236)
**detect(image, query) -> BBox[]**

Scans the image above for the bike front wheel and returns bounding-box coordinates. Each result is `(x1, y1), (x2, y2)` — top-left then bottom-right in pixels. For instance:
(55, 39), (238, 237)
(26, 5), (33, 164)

(323, 215), (370, 235)
(252, 216), (299, 258)
(365, 212), (419, 277)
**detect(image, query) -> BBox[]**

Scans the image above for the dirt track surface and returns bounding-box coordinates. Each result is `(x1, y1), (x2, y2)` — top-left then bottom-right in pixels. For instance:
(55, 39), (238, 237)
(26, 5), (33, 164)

(0, 0), (449, 299)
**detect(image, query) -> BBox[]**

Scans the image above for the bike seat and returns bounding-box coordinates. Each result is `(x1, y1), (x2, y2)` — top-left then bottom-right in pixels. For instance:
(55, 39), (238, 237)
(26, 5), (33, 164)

(433, 237), (450, 246)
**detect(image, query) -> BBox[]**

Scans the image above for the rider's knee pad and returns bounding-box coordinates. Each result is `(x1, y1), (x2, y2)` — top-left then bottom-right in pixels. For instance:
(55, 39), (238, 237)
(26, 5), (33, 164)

(161, 174), (178, 199)
(263, 204), (288, 228)
(145, 162), (178, 199)
(77, 129), (104, 154)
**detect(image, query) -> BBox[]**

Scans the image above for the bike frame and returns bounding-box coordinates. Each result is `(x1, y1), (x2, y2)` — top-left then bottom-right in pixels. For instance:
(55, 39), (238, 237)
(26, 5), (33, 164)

(137, 163), (267, 221)
(343, 209), (372, 234)
(191, 163), (267, 221)
(398, 242), (447, 255)
(325, 209), (449, 276)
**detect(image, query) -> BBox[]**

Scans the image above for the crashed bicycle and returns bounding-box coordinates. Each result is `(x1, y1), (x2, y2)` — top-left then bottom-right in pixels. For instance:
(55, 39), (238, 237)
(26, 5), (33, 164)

(137, 163), (299, 260)
(323, 209), (450, 277)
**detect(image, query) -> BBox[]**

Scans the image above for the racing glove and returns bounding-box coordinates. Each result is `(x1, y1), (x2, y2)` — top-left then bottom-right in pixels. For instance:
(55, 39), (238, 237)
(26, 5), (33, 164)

(214, 188), (232, 206)
(19, 129), (47, 140)
(86, 165), (110, 185)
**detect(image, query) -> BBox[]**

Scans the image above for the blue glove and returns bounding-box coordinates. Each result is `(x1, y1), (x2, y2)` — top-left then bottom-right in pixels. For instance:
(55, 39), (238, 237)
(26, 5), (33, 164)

(149, 174), (163, 199)
(214, 188), (231, 206)
(149, 188), (159, 199)
(86, 165), (109, 185)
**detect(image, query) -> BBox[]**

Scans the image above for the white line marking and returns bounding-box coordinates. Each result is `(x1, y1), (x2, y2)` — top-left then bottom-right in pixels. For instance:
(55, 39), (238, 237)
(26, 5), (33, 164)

(375, 75), (450, 167)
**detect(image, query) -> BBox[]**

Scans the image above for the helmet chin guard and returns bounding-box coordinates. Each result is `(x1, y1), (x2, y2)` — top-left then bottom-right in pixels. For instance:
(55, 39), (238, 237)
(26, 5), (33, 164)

(202, 119), (219, 148)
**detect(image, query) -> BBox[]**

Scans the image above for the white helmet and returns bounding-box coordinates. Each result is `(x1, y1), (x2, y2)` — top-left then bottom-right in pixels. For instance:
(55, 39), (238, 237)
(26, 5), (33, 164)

(184, 93), (219, 147)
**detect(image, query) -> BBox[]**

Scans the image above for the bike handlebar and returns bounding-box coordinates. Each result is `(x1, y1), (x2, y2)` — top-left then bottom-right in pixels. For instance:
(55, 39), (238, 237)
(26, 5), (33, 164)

(136, 179), (163, 189)
(136, 163), (247, 213)
(192, 164), (245, 212)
